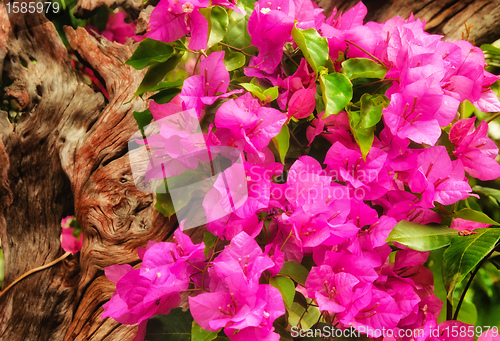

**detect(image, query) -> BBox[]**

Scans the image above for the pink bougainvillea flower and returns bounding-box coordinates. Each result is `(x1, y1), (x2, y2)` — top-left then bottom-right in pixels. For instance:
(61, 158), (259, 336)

(215, 92), (286, 158)
(102, 11), (145, 44)
(189, 232), (285, 341)
(450, 218), (490, 231)
(408, 146), (472, 207)
(86, 10), (144, 44)
(246, 1), (294, 74)
(325, 141), (390, 200)
(60, 216), (82, 254)
(148, 0), (209, 50)
(180, 51), (243, 116)
(449, 117), (500, 180)
(305, 265), (359, 313)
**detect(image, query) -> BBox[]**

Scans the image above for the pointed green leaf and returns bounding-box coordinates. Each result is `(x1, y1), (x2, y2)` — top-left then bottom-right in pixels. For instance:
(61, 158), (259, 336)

(151, 79), (184, 92)
(207, 6), (229, 48)
(474, 185), (500, 205)
(269, 276), (296, 309)
(386, 220), (457, 251)
(292, 26), (329, 75)
(223, 50), (246, 71)
(225, 11), (254, 51)
(155, 191), (177, 218)
(145, 308), (193, 341)
(263, 86), (279, 101)
(133, 109), (153, 131)
(341, 58), (388, 80)
(133, 52), (184, 98)
(150, 87), (182, 104)
(452, 208), (499, 225)
(442, 228), (500, 300)
(279, 261), (309, 286)
(271, 124), (290, 164)
(203, 231), (218, 258)
(240, 83), (266, 101)
(347, 94), (388, 159)
(192, 321), (219, 341)
(288, 301), (321, 330)
(320, 72), (353, 119)
(125, 38), (174, 70)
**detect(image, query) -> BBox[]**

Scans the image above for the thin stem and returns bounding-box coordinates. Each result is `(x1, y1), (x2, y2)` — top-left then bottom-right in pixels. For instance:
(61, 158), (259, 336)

(344, 39), (384, 65)
(453, 247), (496, 320)
(289, 128), (308, 155)
(218, 42), (254, 57)
(283, 50), (300, 67)
(0, 252), (72, 298)
(486, 111), (500, 123)
(446, 299), (453, 320)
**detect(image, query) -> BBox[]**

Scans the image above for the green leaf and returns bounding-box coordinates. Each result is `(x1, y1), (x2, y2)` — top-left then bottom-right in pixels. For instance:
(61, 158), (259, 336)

(291, 26), (329, 75)
(347, 94), (388, 159)
(279, 261), (309, 286)
(225, 11), (253, 50)
(155, 191), (177, 218)
(319, 72), (353, 119)
(207, 6), (229, 49)
(442, 228), (500, 300)
(474, 185), (500, 204)
(133, 52), (184, 98)
(151, 79), (184, 92)
(452, 208), (499, 226)
(126, 38), (174, 70)
(133, 109), (153, 131)
(203, 231), (218, 258)
(272, 124), (290, 164)
(269, 276), (296, 309)
(341, 58), (388, 79)
(386, 220), (457, 251)
(288, 301), (321, 330)
(150, 87), (182, 104)
(240, 83), (266, 101)
(192, 321), (219, 341)
(263, 86), (279, 101)
(223, 50), (246, 71)
(145, 308), (193, 341)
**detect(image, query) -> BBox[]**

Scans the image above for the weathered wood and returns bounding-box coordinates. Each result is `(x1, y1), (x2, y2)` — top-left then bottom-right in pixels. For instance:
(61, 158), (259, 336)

(0, 2), (177, 340)
(316, 0), (500, 45)
(1, 0), (500, 340)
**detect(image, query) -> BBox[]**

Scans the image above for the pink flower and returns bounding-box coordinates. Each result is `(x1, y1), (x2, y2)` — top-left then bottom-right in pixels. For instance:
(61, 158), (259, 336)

(148, 0), (209, 50)
(180, 51), (243, 116)
(215, 92), (286, 158)
(449, 118), (500, 180)
(60, 216), (82, 254)
(408, 146), (472, 207)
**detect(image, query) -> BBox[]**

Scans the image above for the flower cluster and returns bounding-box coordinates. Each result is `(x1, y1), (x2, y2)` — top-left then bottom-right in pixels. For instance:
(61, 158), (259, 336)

(102, 0), (500, 340)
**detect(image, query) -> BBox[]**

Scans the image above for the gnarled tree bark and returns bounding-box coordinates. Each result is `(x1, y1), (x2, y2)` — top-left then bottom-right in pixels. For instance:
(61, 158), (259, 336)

(0, 0), (499, 340)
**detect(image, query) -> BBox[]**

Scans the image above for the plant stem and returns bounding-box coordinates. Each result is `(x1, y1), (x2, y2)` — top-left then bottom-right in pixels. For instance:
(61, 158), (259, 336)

(344, 39), (385, 65)
(289, 128), (308, 155)
(486, 111), (500, 123)
(452, 247), (496, 320)
(283, 50), (300, 67)
(447, 299), (453, 320)
(218, 42), (254, 57)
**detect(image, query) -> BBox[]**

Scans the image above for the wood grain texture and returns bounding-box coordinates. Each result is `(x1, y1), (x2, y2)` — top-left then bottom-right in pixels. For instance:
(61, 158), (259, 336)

(0, 0), (499, 340)
(0, 2), (175, 340)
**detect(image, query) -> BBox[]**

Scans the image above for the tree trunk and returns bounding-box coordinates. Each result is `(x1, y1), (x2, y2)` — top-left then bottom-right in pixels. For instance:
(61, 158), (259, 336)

(0, 0), (499, 340)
